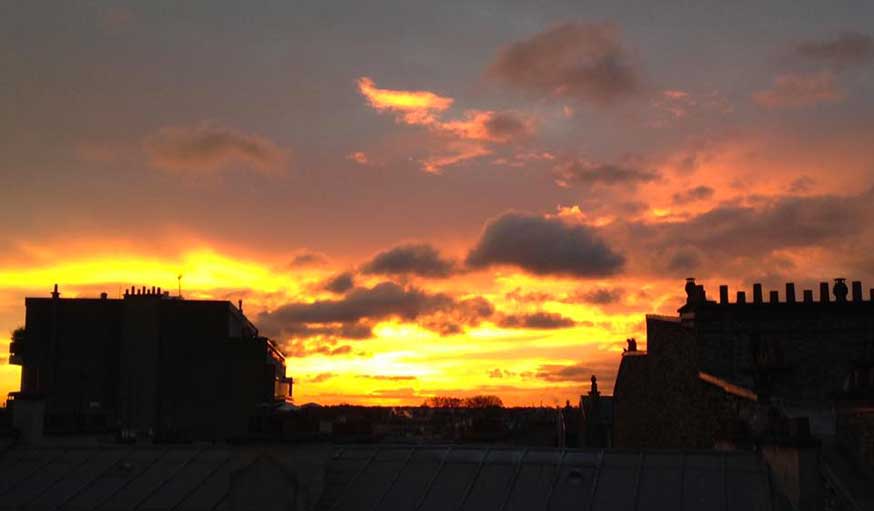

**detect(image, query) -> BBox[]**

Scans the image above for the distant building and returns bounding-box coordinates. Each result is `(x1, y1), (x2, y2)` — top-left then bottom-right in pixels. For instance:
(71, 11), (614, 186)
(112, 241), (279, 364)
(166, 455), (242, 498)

(8, 284), (292, 441)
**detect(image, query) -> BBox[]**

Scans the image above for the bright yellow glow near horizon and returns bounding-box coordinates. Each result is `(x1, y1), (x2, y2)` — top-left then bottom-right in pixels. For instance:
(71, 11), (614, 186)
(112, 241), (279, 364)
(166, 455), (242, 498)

(0, 245), (653, 407)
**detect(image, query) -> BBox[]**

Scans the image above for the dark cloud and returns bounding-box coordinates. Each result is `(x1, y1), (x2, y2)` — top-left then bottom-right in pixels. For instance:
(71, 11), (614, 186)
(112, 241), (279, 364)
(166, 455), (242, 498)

(618, 189), (874, 275)
(553, 161), (659, 188)
(323, 272), (355, 294)
(566, 288), (624, 305)
(258, 282), (493, 340)
(466, 212), (625, 277)
(672, 186), (714, 204)
(289, 251), (328, 267)
(282, 339), (355, 358)
(483, 112), (533, 142)
(498, 311), (576, 329)
(794, 32), (874, 68)
(361, 243), (457, 278)
(536, 363), (596, 383)
(488, 22), (641, 105)
(144, 121), (288, 175)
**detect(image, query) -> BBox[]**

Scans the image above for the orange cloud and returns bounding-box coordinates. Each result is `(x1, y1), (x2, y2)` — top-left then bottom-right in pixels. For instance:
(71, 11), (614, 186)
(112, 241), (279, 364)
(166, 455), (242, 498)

(357, 77), (534, 173)
(752, 71), (845, 109)
(357, 77), (453, 125)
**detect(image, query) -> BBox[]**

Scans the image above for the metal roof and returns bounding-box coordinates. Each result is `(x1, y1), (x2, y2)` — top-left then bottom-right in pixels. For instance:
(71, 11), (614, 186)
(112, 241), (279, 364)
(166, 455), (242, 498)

(0, 444), (775, 510)
(317, 446), (775, 511)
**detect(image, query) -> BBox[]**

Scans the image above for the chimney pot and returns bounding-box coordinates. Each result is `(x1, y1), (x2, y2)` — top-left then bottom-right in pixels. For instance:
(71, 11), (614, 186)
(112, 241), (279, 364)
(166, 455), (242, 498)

(786, 283), (796, 303)
(834, 278), (849, 302)
(737, 291), (746, 304)
(100, 292), (107, 300)
(753, 283), (763, 304)
(719, 285), (729, 304)
(803, 289), (814, 303)
(852, 281), (863, 302)
(820, 282), (830, 303)
(769, 290), (779, 303)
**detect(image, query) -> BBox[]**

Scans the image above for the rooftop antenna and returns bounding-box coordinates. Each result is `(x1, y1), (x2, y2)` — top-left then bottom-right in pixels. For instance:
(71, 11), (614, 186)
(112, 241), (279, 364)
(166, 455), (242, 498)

(177, 274), (183, 298)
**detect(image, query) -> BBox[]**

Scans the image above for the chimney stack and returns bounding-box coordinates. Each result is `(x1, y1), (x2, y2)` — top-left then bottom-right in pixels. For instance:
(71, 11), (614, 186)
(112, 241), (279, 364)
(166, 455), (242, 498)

(851, 281), (863, 302)
(786, 283), (796, 303)
(834, 278), (849, 302)
(803, 290), (814, 303)
(737, 291), (746, 304)
(100, 292), (107, 300)
(238, 299), (243, 312)
(819, 282), (830, 303)
(753, 283), (763, 304)
(719, 285), (729, 304)
(51, 284), (59, 299)
(769, 290), (779, 304)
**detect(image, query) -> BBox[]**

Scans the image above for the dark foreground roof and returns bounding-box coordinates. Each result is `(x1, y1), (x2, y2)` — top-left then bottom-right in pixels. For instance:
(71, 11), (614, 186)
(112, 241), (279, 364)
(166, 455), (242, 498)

(0, 443), (776, 511)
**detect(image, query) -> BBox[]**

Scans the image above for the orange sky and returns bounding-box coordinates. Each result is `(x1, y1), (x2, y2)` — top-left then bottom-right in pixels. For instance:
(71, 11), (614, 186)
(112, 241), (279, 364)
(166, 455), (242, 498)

(2, 3), (874, 406)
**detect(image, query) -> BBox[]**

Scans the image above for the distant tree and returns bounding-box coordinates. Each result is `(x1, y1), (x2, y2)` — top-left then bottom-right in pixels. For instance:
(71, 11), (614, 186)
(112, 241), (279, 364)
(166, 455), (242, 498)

(463, 395), (503, 408)
(423, 395), (503, 408)
(423, 396), (464, 408)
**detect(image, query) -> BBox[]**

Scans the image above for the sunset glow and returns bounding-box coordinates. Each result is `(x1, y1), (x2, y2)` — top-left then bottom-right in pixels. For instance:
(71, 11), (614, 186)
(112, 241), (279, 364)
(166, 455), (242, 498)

(2, 3), (874, 409)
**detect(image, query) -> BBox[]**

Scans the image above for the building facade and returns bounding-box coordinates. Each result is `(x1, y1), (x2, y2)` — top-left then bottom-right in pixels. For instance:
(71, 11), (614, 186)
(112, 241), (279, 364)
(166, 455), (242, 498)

(9, 285), (292, 440)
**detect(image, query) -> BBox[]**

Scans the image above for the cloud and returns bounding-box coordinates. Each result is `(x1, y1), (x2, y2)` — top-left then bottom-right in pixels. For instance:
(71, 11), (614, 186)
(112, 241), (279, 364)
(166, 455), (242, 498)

(487, 22), (641, 105)
(144, 122), (288, 175)
(288, 251), (328, 267)
(536, 363), (596, 383)
(566, 288), (624, 305)
(672, 185), (715, 204)
(310, 372), (335, 383)
(358, 77), (454, 125)
(323, 272), (355, 293)
(466, 212), (625, 277)
(617, 188), (874, 275)
(794, 32), (874, 68)
(347, 151), (370, 165)
(361, 243), (457, 278)
(357, 77), (535, 172)
(752, 71), (844, 109)
(258, 282), (493, 340)
(498, 311), (576, 329)
(358, 375), (418, 381)
(553, 161), (659, 188)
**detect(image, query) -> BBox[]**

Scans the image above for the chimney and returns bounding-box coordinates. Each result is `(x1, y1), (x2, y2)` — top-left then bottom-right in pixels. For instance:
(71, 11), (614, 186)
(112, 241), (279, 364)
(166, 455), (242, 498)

(737, 291), (746, 304)
(819, 282), (830, 303)
(238, 299), (243, 313)
(157, 287), (162, 296)
(769, 290), (779, 304)
(833, 278), (848, 302)
(719, 285), (729, 304)
(803, 290), (814, 303)
(100, 292), (108, 300)
(753, 283), (763, 304)
(51, 284), (59, 299)
(851, 281), (862, 302)
(151, 286), (156, 295)
(786, 283), (796, 303)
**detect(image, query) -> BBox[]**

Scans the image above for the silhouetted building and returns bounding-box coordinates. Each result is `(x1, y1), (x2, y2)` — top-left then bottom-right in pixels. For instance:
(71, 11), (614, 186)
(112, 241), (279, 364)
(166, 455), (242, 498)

(579, 375), (613, 448)
(8, 285), (292, 441)
(614, 277), (874, 450)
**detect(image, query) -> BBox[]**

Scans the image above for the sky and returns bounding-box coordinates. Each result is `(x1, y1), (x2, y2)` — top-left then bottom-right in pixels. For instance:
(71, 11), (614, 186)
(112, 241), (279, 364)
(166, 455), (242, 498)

(2, 1), (874, 406)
